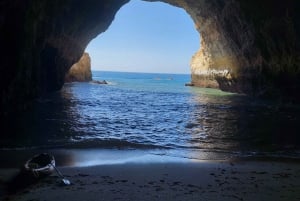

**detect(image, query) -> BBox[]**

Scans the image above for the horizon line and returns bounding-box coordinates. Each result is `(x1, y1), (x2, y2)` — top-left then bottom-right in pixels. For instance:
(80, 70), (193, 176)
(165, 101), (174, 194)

(91, 69), (191, 75)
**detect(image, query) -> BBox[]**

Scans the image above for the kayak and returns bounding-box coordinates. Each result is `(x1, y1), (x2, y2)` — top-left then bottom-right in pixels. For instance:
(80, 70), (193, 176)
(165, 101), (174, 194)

(23, 153), (55, 178)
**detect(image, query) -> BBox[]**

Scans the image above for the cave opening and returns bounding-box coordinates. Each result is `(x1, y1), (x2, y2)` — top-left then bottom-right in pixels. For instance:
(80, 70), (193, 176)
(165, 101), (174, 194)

(85, 0), (200, 75)
(0, 0), (299, 169)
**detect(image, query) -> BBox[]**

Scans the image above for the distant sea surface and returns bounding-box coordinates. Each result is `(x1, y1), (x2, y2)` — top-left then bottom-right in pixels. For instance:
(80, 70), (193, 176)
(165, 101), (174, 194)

(1, 71), (300, 165)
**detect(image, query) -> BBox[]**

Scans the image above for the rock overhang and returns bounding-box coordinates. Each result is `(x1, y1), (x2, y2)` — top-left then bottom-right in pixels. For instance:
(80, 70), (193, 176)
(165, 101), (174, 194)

(0, 0), (299, 117)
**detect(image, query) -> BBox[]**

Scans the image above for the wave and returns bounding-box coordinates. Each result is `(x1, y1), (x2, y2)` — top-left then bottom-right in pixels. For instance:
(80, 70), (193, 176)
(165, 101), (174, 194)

(64, 138), (170, 149)
(0, 138), (169, 151)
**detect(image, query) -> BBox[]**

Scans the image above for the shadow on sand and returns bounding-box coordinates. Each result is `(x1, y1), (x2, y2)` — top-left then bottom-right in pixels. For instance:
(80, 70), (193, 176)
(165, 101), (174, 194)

(2, 169), (48, 197)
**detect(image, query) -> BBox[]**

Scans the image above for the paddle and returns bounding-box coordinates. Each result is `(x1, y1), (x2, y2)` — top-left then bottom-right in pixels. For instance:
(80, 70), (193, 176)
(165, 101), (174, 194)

(51, 164), (71, 185)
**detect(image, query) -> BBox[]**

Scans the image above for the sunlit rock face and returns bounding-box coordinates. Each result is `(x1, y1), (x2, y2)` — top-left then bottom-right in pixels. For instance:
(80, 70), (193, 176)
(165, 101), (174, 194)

(0, 0), (299, 117)
(150, 0), (242, 91)
(156, 0), (300, 99)
(65, 53), (92, 82)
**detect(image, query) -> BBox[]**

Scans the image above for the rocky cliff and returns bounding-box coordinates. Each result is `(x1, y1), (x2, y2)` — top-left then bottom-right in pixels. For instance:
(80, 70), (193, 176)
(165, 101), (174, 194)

(155, 0), (300, 99)
(0, 0), (299, 117)
(65, 52), (92, 82)
(0, 0), (129, 117)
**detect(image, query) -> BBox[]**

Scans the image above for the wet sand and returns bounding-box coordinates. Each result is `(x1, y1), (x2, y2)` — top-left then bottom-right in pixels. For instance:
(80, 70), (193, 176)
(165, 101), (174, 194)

(1, 160), (300, 201)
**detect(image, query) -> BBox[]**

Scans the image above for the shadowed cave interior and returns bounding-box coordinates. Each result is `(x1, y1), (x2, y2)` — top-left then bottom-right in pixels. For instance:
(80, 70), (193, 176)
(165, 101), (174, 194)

(0, 0), (299, 140)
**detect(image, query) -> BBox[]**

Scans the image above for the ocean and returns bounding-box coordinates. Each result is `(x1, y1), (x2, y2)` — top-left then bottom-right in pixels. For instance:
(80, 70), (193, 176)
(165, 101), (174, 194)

(1, 71), (300, 166)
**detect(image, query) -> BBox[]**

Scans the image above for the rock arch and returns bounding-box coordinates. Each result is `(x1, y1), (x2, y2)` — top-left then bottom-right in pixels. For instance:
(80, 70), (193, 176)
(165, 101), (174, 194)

(0, 0), (299, 116)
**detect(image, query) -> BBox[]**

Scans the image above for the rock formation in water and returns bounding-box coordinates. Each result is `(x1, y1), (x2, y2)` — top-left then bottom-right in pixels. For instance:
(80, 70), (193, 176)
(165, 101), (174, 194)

(0, 0), (299, 117)
(65, 52), (92, 82)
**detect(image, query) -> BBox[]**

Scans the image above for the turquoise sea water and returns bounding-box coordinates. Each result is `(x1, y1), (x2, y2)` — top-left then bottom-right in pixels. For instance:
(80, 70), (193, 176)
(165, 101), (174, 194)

(1, 71), (300, 165)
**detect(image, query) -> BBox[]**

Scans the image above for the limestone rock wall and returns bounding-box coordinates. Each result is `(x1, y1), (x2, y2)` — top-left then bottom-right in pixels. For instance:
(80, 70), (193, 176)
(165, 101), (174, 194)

(146, 0), (251, 92)
(153, 0), (300, 98)
(65, 53), (92, 82)
(0, 0), (129, 117)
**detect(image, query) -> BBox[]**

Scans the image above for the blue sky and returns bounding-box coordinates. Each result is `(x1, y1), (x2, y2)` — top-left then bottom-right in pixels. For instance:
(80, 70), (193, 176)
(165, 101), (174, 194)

(85, 0), (199, 74)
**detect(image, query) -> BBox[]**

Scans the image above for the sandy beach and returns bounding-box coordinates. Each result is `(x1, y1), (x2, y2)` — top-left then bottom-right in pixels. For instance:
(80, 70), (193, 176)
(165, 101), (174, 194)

(1, 159), (300, 201)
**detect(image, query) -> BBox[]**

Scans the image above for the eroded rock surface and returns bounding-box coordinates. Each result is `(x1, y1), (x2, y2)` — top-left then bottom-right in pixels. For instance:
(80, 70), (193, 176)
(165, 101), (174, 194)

(0, 0), (129, 116)
(65, 53), (92, 82)
(155, 0), (300, 98)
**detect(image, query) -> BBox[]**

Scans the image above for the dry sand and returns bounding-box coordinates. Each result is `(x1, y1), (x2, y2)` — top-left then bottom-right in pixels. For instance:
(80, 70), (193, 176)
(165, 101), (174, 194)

(1, 160), (300, 201)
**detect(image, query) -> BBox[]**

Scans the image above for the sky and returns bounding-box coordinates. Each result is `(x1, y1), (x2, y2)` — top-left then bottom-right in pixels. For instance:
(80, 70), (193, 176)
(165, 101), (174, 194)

(85, 0), (200, 74)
